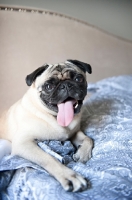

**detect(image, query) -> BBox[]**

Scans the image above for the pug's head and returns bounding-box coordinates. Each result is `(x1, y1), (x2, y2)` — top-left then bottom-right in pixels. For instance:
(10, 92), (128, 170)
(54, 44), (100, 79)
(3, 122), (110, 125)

(26, 60), (92, 127)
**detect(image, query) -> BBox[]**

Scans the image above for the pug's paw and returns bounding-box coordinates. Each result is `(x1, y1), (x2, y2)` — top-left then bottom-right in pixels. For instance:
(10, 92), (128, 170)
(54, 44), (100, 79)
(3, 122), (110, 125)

(58, 167), (88, 192)
(73, 138), (93, 163)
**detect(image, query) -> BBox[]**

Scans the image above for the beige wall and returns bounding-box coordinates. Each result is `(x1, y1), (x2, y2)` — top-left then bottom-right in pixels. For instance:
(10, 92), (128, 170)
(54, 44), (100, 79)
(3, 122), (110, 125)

(0, 0), (132, 41)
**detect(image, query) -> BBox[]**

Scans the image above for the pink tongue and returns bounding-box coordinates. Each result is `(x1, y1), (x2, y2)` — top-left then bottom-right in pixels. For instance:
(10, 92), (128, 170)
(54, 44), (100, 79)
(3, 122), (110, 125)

(57, 101), (74, 127)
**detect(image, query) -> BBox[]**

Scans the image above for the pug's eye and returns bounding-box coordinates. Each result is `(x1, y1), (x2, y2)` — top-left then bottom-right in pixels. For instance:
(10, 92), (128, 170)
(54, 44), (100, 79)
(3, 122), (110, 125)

(74, 75), (84, 82)
(45, 83), (55, 91)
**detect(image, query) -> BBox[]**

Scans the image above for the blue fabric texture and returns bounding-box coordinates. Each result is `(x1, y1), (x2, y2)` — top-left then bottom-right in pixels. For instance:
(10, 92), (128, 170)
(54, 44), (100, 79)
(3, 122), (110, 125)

(0, 76), (132, 200)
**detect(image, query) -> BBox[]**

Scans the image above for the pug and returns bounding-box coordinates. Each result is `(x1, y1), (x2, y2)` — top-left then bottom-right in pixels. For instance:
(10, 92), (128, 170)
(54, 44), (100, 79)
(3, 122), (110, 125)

(0, 59), (93, 192)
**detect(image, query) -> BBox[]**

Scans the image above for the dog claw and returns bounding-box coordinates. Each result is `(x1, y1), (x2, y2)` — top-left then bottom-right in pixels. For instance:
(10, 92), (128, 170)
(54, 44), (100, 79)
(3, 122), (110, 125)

(73, 154), (79, 162)
(66, 181), (74, 192)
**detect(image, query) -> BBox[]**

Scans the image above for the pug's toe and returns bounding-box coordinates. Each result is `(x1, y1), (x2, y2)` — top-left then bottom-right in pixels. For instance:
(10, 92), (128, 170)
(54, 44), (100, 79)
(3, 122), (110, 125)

(59, 169), (88, 192)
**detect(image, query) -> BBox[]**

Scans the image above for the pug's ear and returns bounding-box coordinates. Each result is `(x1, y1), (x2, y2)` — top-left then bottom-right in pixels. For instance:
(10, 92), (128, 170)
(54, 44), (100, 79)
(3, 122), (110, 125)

(26, 64), (49, 86)
(67, 59), (92, 74)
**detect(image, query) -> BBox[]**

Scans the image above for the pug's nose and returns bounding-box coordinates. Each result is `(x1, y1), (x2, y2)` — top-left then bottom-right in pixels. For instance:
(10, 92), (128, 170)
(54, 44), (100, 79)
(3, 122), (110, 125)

(60, 83), (72, 89)
(60, 84), (65, 89)
(68, 83), (72, 88)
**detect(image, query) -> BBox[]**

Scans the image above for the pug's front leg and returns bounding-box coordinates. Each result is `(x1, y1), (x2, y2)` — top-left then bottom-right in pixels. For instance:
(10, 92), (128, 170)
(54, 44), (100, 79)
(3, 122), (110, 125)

(12, 138), (88, 192)
(71, 131), (93, 163)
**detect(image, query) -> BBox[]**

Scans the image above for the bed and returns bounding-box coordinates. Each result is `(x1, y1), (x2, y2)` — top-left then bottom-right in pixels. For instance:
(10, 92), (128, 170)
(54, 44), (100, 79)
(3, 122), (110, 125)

(0, 75), (132, 200)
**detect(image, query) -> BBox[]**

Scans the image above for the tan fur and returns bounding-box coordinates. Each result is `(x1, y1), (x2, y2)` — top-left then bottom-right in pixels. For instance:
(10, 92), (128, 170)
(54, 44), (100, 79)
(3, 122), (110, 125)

(0, 63), (93, 192)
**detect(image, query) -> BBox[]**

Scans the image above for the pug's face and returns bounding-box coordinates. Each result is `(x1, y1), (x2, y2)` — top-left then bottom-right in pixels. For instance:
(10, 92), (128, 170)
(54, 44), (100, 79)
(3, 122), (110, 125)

(26, 60), (92, 126)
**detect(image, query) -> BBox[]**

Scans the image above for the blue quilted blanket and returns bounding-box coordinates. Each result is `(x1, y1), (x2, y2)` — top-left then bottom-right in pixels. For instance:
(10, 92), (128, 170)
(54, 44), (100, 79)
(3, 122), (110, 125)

(0, 76), (132, 200)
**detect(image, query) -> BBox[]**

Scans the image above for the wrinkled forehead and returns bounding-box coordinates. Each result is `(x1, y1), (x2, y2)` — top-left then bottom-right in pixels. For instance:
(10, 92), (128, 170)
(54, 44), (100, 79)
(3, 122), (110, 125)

(35, 61), (85, 87)
(47, 61), (85, 76)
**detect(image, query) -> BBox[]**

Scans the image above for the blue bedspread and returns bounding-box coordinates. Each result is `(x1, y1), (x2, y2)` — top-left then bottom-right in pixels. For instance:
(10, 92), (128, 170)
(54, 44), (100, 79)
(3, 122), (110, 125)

(0, 76), (132, 200)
